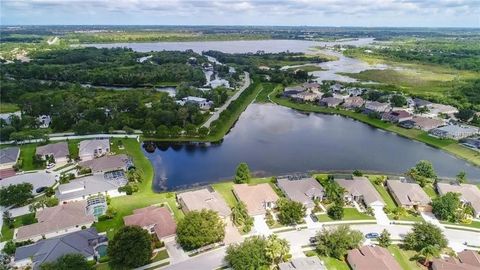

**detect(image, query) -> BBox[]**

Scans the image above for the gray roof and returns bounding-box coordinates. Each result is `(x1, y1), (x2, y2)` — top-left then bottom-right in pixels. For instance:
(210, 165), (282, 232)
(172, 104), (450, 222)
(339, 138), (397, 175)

(56, 173), (127, 201)
(36, 142), (69, 159)
(79, 139), (110, 158)
(0, 172), (56, 195)
(437, 183), (480, 216)
(336, 177), (385, 206)
(14, 228), (102, 269)
(177, 187), (231, 217)
(0, 147), (20, 165)
(277, 178), (324, 208)
(386, 180), (431, 206)
(78, 154), (129, 173)
(279, 257), (325, 270)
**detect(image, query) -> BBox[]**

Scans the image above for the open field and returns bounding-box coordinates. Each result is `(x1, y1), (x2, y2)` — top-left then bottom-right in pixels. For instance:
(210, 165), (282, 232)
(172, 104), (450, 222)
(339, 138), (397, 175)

(285, 64), (325, 72)
(0, 103), (20, 113)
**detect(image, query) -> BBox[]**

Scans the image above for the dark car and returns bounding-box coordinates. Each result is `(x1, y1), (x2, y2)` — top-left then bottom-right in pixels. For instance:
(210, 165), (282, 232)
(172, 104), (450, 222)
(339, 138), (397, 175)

(35, 186), (47, 193)
(310, 213), (318, 222)
(365, 232), (379, 239)
(309, 237), (318, 244)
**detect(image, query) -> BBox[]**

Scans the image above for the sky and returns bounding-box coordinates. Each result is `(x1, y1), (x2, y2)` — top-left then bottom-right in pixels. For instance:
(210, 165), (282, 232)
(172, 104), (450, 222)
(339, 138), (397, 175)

(1, 0), (479, 27)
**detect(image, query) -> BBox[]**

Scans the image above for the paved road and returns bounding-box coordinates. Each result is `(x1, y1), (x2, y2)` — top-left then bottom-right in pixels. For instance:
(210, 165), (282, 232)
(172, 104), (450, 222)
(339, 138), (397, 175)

(201, 72), (251, 128)
(157, 223), (480, 270)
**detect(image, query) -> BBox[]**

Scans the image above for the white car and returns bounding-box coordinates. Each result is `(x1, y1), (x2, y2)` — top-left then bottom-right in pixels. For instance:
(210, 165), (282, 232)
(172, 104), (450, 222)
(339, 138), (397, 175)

(46, 163), (56, 169)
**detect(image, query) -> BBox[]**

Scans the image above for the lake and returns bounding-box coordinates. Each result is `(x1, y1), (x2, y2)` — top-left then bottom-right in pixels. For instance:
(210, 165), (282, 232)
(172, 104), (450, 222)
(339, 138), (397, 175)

(144, 103), (480, 191)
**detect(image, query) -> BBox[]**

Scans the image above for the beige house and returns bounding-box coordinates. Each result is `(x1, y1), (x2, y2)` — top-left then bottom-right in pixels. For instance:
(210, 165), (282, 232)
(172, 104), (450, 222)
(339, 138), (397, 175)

(233, 183), (279, 216)
(347, 245), (402, 270)
(79, 139), (110, 161)
(0, 147), (20, 169)
(436, 182), (480, 218)
(336, 177), (385, 208)
(386, 180), (432, 212)
(78, 154), (129, 173)
(431, 250), (480, 270)
(277, 177), (324, 209)
(15, 201), (95, 242)
(123, 206), (176, 241)
(36, 142), (69, 165)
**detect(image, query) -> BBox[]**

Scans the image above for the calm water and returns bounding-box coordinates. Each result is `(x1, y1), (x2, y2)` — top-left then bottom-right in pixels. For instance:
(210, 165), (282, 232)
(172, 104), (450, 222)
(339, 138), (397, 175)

(144, 104), (480, 191)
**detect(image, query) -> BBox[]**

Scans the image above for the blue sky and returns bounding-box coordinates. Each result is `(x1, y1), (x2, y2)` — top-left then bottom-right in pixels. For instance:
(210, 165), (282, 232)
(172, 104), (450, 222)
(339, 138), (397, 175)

(1, 0), (479, 27)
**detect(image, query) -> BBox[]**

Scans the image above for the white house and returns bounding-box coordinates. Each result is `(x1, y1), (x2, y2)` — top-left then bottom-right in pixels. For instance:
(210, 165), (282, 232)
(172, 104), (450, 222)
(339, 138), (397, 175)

(79, 139), (110, 161)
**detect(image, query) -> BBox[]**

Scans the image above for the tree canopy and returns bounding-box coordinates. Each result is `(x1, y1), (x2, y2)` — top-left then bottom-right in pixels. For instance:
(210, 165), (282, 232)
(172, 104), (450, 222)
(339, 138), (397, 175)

(315, 225), (363, 259)
(431, 192), (462, 222)
(276, 198), (306, 225)
(403, 222), (448, 252)
(176, 209), (225, 250)
(234, 162), (251, 184)
(40, 254), (90, 270)
(107, 226), (153, 269)
(0, 183), (33, 207)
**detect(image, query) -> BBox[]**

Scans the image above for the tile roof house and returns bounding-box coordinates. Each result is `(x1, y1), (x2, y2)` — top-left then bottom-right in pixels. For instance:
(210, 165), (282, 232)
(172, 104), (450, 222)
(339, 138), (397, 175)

(278, 257), (326, 270)
(56, 173), (127, 203)
(428, 103), (459, 117)
(330, 83), (343, 92)
(283, 86), (304, 97)
(347, 245), (402, 270)
(177, 187), (231, 218)
(233, 183), (279, 216)
(410, 116), (445, 131)
(430, 125), (479, 140)
(36, 142), (69, 164)
(78, 154), (130, 173)
(123, 206), (176, 241)
(303, 82), (321, 91)
(291, 91), (319, 102)
(336, 177), (385, 207)
(0, 172), (56, 196)
(413, 98), (432, 108)
(79, 139), (110, 161)
(386, 180), (432, 212)
(436, 182), (480, 218)
(15, 201), (95, 242)
(320, 97), (343, 108)
(13, 228), (106, 270)
(431, 250), (480, 270)
(365, 101), (391, 113)
(0, 146), (20, 169)
(342, 96), (365, 109)
(277, 177), (324, 209)
(382, 110), (413, 123)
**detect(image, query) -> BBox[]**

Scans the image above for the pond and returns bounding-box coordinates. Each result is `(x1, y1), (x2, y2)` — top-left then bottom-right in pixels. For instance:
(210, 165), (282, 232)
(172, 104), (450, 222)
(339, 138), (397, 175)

(144, 103), (480, 191)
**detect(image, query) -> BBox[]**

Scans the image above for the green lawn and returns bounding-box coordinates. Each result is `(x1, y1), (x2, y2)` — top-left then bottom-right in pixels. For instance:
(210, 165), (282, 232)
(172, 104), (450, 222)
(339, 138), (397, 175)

(67, 139), (81, 160)
(94, 263), (111, 270)
(441, 220), (480, 230)
(0, 103), (20, 113)
(320, 256), (350, 270)
(18, 144), (44, 171)
(151, 249), (169, 262)
(388, 245), (424, 270)
(1, 213), (37, 241)
(212, 177), (277, 208)
(422, 185), (438, 199)
(317, 207), (375, 222)
(367, 176), (397, 209)
(286, 65), (325, 72)
(93, 139), (184, 239)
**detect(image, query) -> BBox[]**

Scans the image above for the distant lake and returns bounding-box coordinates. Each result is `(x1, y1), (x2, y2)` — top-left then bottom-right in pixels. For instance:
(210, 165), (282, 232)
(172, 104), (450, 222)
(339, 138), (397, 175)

(84, 38), (375, 54)
(144, 104), (480, 191)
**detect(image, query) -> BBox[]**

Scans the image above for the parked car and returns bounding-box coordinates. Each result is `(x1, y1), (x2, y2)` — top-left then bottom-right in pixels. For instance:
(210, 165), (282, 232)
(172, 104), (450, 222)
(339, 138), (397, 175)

(35, 186), (47, 193)
(310, 213), (318, 222)
(46, 163), (56, 169)
(309, 237), (318, 244)
(365, 232), (379, 239)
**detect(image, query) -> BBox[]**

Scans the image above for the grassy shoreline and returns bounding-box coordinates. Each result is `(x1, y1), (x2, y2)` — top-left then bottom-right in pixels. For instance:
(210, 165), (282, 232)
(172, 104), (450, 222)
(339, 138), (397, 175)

(266, 86), (480, 167)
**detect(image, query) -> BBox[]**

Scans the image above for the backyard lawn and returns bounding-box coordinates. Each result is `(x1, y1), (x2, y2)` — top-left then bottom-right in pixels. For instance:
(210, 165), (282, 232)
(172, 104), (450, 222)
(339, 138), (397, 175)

(316, 207), (375, 222)
(0, 213), (37, 241)
(388, 245), (424, 270)
(212, 177), (277, 208)
(422, 184), (438, 199)
(19, 143), (44, 171)
(320, 256), (350, 270)
(367, 175), (397, 209)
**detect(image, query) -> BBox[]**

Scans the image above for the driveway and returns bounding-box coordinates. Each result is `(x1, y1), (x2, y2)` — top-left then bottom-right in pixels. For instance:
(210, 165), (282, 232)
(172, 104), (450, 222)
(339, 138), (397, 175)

(164, 239), (189, 264)
(253, 215), (271, 236)
(224, 219), (242, 244)
(420, 212), (444, 229)
(372, 205), (390, 225)
(162, 247), (227, 270)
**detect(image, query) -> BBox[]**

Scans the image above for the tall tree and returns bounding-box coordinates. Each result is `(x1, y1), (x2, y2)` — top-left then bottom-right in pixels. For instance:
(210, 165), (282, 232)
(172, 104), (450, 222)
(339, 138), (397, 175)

(108, 226), (153, 269)
(234, 162), (251, 184)
(0, 183), (33, 207)
(276, 198), (306, 225)
(431, 192), (461, 222)
(316, 225), (363, 259)
(404, 222), (448, 252)
(456, 171), (467, 183)
(378, 229), (391, 247)
(40, 254), (90, 270)
(176, 209), (225, 250)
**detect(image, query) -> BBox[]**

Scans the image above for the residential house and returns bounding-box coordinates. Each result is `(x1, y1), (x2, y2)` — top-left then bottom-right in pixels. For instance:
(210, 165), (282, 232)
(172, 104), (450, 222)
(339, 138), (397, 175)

(0, 146), (20, 169)
(56, 172), (127, 203)
(36, 142), (69, 165)
(345, 87), (364, 97)
(320, 97), (343, 108)
(13, 228), (106, 270)
(123, 206), (176, 241)
(347, 245), (402, 270)
(78, 154), (130, 173)
(428, 103), (459, 117)
(0, 111), (21, 125)
(283, 86), (304, 98)
(365, 101), (391, 113)
(382, 110), (413, 123)
(79, 139), (110, 161)
(431, 250), (480, 270)
(177, 187), (231, 218)
(278, 257), (326, 270)
(408, 116), (444, 131)
(177, 187), (241, 244)
(277, 177), (324, 210)
(233, 183), (279, 216)
(303, 82), (321, 92)
(342, 96), (365, 109)
(436, 182), (480, 218)
(335, 177), (385, 208)
(15, 201), (95, 242)
(210, 78), (230, 89)
(330, 83), (343, 92)
(177, 96), (214, 110)
(0, 172), (56, 196)
(386, 179), (432, 211)
(291, 91), (319, 102)
(37, 115), (51, 128)
(413, 98), (432, 108)
(430, 125), (479, 140)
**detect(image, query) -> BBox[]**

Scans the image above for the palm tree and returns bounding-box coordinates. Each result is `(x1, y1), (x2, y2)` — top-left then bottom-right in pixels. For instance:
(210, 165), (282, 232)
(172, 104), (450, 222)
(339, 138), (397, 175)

(392, 206), (407, 220)
(419, 245), (440, 266)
